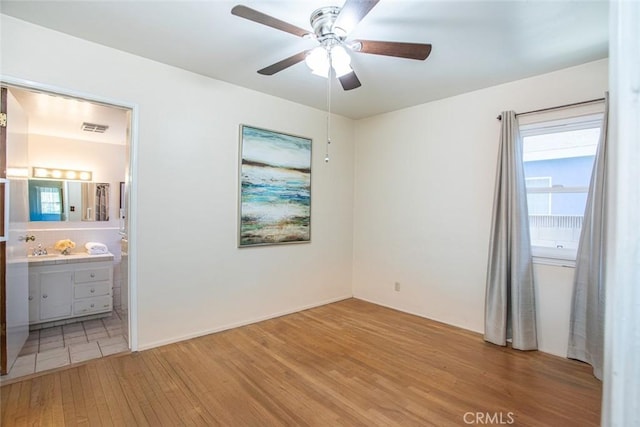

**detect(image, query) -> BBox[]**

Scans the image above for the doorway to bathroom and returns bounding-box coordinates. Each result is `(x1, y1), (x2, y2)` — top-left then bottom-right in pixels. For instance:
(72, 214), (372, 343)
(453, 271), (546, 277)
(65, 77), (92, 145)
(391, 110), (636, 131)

(0, 81), (136, 383)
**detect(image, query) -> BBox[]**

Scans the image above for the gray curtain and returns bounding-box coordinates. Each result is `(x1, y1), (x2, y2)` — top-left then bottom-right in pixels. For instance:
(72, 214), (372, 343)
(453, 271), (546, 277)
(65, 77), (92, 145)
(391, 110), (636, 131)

(96, 183), (109, 221)
(484, 111), (538, 350)
(567, 94), (609, 380)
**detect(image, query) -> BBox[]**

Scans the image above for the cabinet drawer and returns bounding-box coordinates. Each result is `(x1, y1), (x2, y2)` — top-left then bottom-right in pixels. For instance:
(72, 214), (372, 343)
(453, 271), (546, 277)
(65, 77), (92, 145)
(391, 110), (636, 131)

(73, 295), (112, 316)
(74, 282), (111, 299)
(75, 267), (111, 284)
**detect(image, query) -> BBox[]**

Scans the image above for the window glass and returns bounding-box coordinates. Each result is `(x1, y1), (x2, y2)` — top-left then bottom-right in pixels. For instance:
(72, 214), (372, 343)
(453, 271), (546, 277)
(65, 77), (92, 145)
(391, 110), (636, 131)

(525, 177), (552, 215)
(521, 115), (602, 259)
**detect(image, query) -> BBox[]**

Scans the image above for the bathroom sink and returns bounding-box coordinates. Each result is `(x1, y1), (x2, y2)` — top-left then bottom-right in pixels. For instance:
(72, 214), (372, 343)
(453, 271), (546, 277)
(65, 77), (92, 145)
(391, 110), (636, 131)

(28, 252), (85, 259)
(28, 253), (59, 259)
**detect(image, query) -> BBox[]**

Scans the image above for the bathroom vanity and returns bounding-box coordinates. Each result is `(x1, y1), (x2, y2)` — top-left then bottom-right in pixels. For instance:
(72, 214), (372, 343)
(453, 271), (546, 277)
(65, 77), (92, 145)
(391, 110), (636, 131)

(28, 253), (114, 325)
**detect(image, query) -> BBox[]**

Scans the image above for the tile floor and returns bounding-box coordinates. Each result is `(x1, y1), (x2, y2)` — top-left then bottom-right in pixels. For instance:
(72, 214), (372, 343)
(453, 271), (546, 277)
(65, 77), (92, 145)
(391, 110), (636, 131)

(1, 311), (128, 383)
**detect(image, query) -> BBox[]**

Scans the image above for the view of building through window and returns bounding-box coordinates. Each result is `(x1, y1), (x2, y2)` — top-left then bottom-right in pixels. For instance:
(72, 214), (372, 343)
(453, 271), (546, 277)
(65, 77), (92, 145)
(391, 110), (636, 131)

(521, 115), (602, 259)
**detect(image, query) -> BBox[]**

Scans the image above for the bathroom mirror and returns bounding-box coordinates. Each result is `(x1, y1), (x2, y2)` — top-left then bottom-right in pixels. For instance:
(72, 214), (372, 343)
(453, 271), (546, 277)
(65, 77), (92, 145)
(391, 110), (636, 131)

(28, 180), (110, 222)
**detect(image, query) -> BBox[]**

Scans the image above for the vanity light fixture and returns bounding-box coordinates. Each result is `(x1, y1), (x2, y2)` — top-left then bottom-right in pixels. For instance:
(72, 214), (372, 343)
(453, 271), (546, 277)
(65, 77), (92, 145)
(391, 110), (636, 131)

(32, 167), (93, 181)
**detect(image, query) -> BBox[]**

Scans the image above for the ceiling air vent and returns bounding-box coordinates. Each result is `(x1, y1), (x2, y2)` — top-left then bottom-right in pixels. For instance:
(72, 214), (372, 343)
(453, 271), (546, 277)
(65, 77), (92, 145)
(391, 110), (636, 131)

(81, 122), (109, 133)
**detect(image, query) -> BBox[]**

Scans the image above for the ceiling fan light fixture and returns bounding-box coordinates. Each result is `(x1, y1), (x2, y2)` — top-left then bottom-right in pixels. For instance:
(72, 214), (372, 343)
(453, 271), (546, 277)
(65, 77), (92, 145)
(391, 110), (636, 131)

(305, 45), (352, 78)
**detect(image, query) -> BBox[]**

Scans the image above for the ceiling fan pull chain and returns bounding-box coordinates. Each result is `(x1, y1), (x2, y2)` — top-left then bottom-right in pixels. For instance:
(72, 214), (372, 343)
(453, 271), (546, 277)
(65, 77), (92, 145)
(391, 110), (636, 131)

(325, 48), (332, 163)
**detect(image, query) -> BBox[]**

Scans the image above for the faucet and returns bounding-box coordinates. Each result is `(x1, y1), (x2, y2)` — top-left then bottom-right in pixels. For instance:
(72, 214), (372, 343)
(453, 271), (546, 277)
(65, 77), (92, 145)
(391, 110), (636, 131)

(31, 244), (48, 256)
(20, 235), (36, 242)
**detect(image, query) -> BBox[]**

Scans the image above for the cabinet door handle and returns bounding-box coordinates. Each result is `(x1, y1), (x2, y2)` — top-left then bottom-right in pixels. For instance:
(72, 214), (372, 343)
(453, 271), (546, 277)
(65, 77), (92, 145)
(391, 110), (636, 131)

(42, 294), (48, 299)
(103, 304), (110, 308)
(90, 303), (95, 308)
(90, 288), (96, 293)
(90, 273), (95, 278)
(28, 296), (33, 301)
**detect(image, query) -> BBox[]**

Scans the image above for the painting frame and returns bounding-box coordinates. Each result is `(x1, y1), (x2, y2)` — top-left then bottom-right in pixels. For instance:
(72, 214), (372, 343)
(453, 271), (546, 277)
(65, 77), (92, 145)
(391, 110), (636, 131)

(238, 124), (312, 247)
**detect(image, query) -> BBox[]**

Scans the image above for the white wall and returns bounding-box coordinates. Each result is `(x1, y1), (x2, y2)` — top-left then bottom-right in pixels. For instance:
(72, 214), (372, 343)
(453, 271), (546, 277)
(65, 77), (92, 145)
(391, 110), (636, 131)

(1, 15), (355, 349)
(353, 59), (608, 356)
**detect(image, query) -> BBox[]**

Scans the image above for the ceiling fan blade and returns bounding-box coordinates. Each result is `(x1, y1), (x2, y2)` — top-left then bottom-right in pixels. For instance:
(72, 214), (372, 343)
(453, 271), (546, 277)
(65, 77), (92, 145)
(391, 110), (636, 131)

(338, 70), (362, 91)
(231, 5), (310, 38)
(258, 51), (307, 75)
(353, 40), (432, 60)
(333, 0), (380, 35)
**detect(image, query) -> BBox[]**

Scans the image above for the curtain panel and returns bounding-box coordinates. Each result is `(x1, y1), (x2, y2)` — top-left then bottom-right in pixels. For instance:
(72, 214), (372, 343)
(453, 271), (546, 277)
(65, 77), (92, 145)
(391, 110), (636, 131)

(484, 111), (538, 350)
(96, 183), (109, 221)
(568, 93), (609, 380)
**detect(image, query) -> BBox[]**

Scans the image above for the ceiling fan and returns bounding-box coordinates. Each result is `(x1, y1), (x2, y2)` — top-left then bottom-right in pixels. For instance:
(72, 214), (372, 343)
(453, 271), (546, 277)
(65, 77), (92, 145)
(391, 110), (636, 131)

(231, 0), (432, 91)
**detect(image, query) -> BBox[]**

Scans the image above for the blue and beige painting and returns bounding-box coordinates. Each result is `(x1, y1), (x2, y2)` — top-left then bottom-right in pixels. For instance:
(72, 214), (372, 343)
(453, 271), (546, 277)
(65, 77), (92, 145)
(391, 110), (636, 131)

(240, 126), (311, 246)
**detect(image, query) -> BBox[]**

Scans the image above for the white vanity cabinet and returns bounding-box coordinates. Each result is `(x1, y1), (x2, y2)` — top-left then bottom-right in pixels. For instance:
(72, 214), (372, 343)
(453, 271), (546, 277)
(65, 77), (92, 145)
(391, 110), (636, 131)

(28, 254), (114, 325)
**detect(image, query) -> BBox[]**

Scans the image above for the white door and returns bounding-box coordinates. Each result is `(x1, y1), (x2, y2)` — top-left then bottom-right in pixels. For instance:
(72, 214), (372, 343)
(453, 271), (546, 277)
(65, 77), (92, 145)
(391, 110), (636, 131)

(1, 86), (30, 375)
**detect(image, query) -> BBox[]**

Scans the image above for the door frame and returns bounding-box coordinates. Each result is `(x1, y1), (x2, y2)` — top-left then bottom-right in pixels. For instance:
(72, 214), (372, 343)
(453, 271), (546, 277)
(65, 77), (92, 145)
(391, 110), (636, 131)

(1, 87), (8, 374)
(0, 75), (139, 352)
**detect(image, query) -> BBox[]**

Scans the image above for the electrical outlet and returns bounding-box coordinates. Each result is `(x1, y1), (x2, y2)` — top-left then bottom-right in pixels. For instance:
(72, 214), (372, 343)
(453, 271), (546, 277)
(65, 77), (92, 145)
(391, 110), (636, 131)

(394, 282), (401, 292)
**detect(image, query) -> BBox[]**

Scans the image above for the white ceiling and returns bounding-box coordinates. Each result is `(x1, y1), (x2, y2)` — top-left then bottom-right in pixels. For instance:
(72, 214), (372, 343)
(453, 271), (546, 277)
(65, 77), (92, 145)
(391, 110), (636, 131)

(1, 0), (608, 120)
(9, 87), (129, 145)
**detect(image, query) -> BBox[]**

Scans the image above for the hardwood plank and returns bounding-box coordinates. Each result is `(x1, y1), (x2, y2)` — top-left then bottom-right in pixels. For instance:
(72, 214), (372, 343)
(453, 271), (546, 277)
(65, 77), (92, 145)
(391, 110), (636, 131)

(147, 343), (222, 424)
(85, 362), (114, 426)
(105, 354), (153, 425)
(140, 350), (216, 425)
(122, 352), (183, 426)
(59, 369), (79, 425)
(0, 378), (21, 425)
(0, 299), (601, 425)
(13, 380), (33, 425)
(78, 365), (106, 426)
(93, 358), (136, 426)
(35, 374), (58, 424)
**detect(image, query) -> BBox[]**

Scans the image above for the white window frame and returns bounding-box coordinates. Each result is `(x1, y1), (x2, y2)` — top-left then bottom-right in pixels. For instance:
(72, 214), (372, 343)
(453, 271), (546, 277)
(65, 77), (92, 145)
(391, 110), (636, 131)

(520, 113), (603, 266)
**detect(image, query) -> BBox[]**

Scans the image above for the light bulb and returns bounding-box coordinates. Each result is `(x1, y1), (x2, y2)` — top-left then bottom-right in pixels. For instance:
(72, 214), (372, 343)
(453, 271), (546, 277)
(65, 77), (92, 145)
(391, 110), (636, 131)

(331, 45), (352, 77)
(34, 168), (48, 177)
(305, 47), (329, 78)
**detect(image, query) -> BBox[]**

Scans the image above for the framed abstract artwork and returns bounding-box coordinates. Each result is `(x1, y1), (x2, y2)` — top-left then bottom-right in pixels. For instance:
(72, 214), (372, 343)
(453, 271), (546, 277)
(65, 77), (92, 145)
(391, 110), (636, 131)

(238, 125), (312, 247)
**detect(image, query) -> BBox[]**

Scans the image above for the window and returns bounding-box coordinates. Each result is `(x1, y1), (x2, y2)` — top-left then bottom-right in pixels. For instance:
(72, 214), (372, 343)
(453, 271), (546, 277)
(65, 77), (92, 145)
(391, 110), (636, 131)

(520, 114), (602, 261)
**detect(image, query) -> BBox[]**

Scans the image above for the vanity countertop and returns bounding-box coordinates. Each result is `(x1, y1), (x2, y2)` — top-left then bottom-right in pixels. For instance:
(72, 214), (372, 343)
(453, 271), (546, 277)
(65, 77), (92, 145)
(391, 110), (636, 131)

(24, 252), (114, 265)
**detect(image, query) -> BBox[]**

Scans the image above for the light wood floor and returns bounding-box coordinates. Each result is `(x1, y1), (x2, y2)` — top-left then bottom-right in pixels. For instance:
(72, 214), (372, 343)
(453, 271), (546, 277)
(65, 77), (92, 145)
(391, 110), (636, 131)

(1, 298), (601, 426)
